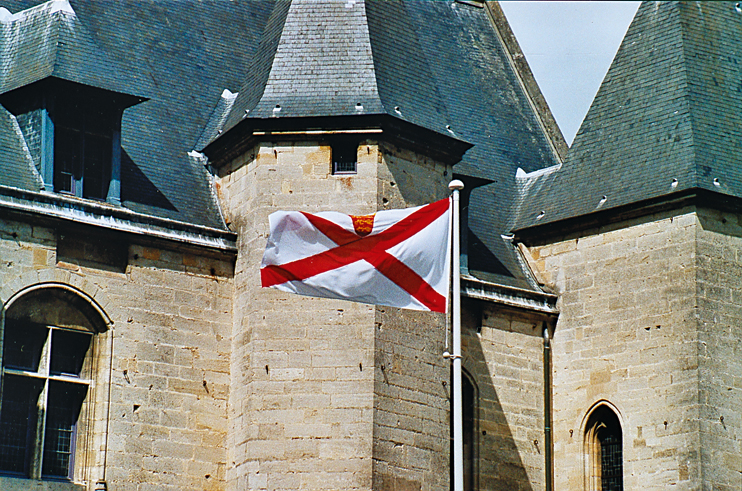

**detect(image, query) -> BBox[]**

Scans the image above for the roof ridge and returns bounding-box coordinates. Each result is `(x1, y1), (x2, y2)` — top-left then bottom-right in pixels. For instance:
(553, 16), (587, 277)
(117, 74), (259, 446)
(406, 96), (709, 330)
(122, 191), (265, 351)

(675, 2), (699, 191)
(485, 1), (567, 163)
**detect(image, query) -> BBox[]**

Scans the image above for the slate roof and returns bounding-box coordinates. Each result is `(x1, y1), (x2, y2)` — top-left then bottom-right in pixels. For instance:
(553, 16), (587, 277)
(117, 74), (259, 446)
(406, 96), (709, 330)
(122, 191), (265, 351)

(1, 0), (274, 230)
(0, 0), (562, 291)
(209, 0), (563, 288)
(515, 1), (742, 233)
(0, 0), (123, 95)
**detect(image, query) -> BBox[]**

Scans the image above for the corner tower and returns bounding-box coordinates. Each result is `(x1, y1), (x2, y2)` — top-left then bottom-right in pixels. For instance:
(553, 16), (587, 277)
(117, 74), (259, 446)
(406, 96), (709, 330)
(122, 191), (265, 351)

(202, 0), (562, 489)
(515, 2), (742, 488)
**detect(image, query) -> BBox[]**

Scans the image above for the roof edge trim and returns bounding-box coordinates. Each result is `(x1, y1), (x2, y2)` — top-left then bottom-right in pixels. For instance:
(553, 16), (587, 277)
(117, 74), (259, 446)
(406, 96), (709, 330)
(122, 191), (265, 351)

(516, 163), (562, 181)
(204, 114), (473, 168)
(462, 274), (558, 315)
(512, 188), (739, 244)
(0, 185), (237, 252)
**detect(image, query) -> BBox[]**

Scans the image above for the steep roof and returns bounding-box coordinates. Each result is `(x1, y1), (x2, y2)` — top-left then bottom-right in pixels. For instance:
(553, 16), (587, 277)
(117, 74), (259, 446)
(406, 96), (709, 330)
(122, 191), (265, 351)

(0, 0), (274, 231)
(207, 0), (564, 289)
(515, 1), (742, 233)
(0, 0), (563, 291)
(0, 0), (123, 95)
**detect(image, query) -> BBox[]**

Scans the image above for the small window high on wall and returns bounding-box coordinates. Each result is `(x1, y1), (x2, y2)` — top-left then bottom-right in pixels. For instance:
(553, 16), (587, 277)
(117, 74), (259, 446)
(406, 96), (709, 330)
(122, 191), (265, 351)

(585, 404), (623, 491)
(331, 140), (358, 174)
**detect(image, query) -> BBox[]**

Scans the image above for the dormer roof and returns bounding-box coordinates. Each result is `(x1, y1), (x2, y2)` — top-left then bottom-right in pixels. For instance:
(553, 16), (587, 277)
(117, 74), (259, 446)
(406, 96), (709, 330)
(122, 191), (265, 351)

(0, 0), (122, 95)
(0, 0), (564, 292)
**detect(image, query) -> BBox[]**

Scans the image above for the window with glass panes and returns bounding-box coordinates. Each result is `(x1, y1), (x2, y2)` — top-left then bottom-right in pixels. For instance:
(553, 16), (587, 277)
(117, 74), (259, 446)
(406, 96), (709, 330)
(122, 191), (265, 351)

(0, 320), (93, 480)
(585, 405), (623, 491)
(53, 97), (114, 201)
(331, 140), (358, 174)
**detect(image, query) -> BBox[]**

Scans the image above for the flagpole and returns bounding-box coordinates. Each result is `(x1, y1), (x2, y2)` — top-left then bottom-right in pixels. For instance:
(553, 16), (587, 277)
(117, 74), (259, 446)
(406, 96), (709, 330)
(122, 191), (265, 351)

(448, 179), (464, 491)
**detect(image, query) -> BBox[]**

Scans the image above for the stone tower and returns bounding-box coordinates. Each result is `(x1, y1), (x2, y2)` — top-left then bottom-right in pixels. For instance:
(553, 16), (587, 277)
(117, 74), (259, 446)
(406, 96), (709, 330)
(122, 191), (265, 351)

(200, 1), (562, 489)
(514, 2), (742, 488)
(0, 1), (566, 490)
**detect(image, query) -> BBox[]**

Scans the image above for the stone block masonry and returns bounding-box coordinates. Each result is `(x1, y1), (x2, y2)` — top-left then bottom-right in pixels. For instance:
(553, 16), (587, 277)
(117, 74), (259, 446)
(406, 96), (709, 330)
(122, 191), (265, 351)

(0, 219), (233, 491)
(463, 305), (548, 491)
(524, 207), (718, 489)
(217, 138), (453, 490)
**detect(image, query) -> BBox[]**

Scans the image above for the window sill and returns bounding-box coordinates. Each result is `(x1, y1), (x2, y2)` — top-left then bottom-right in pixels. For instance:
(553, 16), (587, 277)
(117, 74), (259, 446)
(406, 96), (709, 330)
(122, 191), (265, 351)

(0, 476), (85, 490)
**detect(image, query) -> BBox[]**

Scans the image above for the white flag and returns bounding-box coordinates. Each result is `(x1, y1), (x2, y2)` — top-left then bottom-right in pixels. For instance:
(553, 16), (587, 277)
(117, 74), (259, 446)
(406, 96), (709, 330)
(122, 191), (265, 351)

(260, 198), (451, 312)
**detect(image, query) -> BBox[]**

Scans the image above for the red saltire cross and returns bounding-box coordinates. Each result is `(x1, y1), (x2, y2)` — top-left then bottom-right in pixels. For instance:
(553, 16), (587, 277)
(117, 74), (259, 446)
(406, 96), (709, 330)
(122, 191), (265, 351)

(261, 198), (450, 312)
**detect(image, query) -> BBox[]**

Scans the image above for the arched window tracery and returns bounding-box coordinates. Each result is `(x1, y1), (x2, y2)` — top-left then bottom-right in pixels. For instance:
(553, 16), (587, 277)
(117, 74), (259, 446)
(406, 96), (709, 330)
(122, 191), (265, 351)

(585, 404), (623, 491)
(0, 286), (108, 482)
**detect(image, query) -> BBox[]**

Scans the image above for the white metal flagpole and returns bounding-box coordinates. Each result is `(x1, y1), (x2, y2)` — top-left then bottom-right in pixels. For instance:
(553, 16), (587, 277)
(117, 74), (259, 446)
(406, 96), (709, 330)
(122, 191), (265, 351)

(448, 179), (464, 491)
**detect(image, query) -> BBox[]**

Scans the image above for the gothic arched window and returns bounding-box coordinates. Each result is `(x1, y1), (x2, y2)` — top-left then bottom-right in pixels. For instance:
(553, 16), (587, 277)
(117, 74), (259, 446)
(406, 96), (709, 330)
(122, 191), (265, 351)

(462, 373), (476, 490)
(585, 404), (623, 491)
(451, 370), (477, 490)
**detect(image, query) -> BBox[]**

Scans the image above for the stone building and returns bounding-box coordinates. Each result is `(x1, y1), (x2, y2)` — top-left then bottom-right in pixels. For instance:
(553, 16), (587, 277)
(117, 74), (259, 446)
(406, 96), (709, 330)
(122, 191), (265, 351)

(0, 0), (738, 490)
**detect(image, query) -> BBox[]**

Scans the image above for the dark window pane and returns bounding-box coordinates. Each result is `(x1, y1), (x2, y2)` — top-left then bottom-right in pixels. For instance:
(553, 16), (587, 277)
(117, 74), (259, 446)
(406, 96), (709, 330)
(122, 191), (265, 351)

(462, 376), (475, 491)
(601, 431), (623, 490)
(42, 382), (87, 478)
(0, 375), (44, 475)
(332, 141), (357, 174)
(82, 133), (111, 200)
(3, 323), (48, 371)
(85, 108), (109, 131)
(54, 127), (82, 194)
(50, 330), (92, 377)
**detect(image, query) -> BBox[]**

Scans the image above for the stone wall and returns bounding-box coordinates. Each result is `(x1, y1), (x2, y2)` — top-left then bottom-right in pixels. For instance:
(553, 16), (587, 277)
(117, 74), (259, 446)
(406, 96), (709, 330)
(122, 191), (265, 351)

(463, 303), (548, 491)
(371, 142), (452, 491)
(217, 141), (380, 490)
(216, 138), (453, 490)
(696, 208), (742, 490)
(524, 208), (700, 489)
(0, 217), (233, 491)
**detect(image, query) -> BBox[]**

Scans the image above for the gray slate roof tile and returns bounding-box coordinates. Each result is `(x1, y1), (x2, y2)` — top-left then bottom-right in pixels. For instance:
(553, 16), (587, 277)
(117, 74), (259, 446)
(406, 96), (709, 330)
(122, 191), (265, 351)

(515, 1), (742, 231)
(1, 0), (561, 291)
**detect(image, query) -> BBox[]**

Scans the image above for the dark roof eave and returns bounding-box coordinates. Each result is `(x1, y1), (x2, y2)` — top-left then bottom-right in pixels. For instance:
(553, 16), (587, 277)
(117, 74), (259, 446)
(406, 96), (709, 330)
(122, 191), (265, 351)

(0, 77), (148, 114)
(513, 187), (742, 246)
(202, 113), (473, 168)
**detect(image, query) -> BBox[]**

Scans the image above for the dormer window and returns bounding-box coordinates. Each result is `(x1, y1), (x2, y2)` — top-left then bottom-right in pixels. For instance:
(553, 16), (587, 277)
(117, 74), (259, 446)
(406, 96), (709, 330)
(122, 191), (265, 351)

(0, 78), (144, 205)
(54, 97), (115, 201)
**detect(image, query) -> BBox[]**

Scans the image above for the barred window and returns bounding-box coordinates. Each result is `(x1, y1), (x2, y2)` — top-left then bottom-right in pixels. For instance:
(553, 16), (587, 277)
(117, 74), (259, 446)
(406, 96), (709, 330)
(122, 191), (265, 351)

(331, 140), (358, 174)
(585, 405), (623, 491)
(0, 320), (94, 480)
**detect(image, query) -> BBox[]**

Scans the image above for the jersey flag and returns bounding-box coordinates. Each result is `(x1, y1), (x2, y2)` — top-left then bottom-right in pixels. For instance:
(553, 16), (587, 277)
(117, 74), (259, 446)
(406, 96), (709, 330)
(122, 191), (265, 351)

(260, 198), (451, 313)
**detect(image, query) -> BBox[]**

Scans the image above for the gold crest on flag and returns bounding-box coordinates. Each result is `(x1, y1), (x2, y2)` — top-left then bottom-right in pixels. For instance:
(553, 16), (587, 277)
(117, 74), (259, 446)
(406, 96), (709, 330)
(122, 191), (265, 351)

(350, 214), (375, 237)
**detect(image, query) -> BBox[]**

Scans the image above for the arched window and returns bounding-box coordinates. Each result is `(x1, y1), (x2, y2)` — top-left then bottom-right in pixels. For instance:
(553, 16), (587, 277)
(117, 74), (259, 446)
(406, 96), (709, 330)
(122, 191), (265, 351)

(585, 404), (623, 491)
(0, 286), (108, 482)
(462, 373), (476, 491)
(451, 370), (477, 490)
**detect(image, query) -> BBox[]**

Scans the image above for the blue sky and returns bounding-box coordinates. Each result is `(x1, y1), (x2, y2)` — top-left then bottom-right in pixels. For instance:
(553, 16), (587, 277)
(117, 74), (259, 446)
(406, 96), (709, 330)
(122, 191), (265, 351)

(499, 1), (640, 145)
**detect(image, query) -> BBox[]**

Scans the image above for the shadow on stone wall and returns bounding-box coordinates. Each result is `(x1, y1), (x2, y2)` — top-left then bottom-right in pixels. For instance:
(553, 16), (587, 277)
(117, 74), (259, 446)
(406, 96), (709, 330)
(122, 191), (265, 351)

(462, 302), (542, 491)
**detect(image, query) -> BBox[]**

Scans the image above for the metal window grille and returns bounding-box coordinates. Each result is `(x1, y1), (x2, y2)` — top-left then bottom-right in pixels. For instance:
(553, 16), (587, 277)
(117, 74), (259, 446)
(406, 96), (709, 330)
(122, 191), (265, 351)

(600, 432), (623, 490)
(332, 141), (357, 174)
(585, 405), (623, 491)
